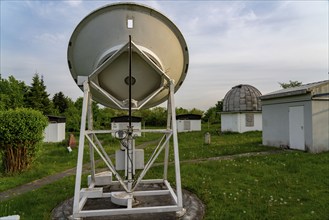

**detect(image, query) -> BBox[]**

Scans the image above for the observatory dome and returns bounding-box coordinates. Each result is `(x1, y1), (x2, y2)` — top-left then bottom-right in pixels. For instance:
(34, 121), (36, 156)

(223, 84), (262, 112)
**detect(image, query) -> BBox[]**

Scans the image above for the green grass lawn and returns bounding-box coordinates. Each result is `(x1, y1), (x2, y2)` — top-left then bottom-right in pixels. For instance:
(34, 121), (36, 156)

(0, 141), (91, 192)
(1, 125), (328, 219)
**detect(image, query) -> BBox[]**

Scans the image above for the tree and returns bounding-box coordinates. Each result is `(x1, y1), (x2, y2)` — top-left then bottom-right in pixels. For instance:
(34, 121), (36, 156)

(188, 108), (204, 115)
(97, 108), (117, 129)
(176, 107), (189, 115)
(64, 101), (81, 132)
(203, 100), (223, 123)
(25, 74), (52, 115)
(0, 75), (27, 110)
(215, 100), (223, 112)
(279, 80), (302, 89)
(53, 91), (69, 114)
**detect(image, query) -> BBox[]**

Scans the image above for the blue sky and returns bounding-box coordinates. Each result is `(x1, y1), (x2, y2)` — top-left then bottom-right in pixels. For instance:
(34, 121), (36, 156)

(1, 0), (328, 110)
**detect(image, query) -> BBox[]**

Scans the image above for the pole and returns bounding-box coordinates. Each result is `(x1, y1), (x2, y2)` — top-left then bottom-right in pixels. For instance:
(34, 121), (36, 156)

(73, 81), (90, 217)
(127, 35), (133, 191)
(128, 35), (132, 128)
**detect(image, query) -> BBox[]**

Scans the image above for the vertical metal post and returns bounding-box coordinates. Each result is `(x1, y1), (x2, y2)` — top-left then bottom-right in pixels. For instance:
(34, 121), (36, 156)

(88, 93), (95, 185)
(127, 35), (133, 191)
(128, 35), (132, 128)
(169, 80), (183, 208)
(73, 81), (90, 217)
(163, 99), (171, 180)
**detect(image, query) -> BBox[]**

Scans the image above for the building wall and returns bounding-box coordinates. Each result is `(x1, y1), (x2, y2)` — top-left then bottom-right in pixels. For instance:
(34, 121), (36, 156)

(221, 114), (239, 132)
(221, 113), (262, 133)
(262, 99), (313, 150)
(239, 113), (262, 133)
(177, 120), (201, 132)
(44, 123), (66, 142)
(312, 100), (329, 152)
(262, 104), (289, 147)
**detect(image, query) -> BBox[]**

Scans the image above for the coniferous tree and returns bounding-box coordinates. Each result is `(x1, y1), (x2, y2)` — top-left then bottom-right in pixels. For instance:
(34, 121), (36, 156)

(53, 91), (69, 114)
(25, 73), (52, 115)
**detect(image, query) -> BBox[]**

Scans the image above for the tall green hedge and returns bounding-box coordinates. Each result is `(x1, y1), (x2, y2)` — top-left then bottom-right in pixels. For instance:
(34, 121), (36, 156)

(0, 108), (48, 174)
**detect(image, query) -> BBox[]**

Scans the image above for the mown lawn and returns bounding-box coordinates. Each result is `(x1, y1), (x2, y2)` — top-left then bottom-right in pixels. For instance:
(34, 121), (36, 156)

(0, 141), (90, 192)
(0, 125), (328, 219)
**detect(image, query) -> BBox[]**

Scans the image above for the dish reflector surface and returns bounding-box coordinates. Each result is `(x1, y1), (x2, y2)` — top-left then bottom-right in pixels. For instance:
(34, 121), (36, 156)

(68, 3), (189, 109)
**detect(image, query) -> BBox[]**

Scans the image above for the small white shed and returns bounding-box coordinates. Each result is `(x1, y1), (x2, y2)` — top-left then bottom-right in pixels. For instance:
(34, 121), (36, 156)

(176, 114), (202, 132)
(44, 116), (66, 142)
(221, 84), (262, 133)
(111, 116), (142, 137)
(261, 80), (329, 153)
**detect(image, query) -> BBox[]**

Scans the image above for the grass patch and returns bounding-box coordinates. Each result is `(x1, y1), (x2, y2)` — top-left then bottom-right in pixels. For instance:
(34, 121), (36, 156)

(1, 124), (328, 219)
(0, 125), (276, 192)
(1, 152), (328, 219)
(151, 151), (329, 220)
(0, 175), (80, 219)
(0, 141), (90, 192)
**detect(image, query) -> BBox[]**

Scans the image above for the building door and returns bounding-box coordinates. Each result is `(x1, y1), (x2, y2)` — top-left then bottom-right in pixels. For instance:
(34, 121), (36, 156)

(289, 106), (305, 150)
(184, 120), (191, 131)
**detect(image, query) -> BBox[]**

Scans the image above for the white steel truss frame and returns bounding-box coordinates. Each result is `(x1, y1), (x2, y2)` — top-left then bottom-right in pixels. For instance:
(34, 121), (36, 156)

(72, 80), (183, 219)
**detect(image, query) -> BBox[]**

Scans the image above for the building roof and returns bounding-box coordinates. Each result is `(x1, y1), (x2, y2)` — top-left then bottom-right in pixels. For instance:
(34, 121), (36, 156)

(111, 116), (142, 123)
(223, 84), (262, 112)
(47, 115), (66, 123)
(176, 114), (202, 120)
(261, 80), (329, 100)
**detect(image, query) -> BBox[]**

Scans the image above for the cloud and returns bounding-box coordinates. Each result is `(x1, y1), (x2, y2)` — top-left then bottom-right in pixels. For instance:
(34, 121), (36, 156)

(65, 0), (83, 7)
(1, 1), (328, 111)
(34, 33), (66, 44)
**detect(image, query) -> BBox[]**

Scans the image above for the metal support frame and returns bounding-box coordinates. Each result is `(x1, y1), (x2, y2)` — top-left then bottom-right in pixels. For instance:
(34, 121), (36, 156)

(72, 80), (184, 219)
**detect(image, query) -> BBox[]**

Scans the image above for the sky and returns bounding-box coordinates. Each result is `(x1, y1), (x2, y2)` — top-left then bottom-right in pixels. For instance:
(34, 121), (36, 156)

(0, 0), (328, 111)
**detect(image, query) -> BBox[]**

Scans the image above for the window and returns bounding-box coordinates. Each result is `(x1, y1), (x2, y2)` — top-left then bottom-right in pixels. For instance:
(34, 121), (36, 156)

(245, 113), (254, 127)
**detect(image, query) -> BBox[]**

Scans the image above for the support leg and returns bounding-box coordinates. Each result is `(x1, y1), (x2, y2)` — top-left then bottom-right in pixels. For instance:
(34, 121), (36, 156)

(73, 82), (90, 217)
(88, 93), (96, 186)
(163, 99), (171, 180)
(169, 80), (184, 209)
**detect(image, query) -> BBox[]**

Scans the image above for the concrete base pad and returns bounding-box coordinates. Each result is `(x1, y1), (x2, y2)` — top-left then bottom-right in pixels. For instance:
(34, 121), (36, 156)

(51, 184), (205, 220)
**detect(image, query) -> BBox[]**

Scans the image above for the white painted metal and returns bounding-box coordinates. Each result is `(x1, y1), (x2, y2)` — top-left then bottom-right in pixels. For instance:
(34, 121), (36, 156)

(68, 3), (188, 109)
(70, 3), (187, 218)
(169, 81), (184, 208)
(72, 81), (185, 219)
(111, 122), (141, 136)
(73, 81), (90, 216)
(289, 106), (305, 150)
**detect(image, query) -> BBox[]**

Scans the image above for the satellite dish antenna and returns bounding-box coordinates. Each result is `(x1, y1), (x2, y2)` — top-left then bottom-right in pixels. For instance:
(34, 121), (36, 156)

(69, 3), (188, 219)
(68, 3), (189, 109)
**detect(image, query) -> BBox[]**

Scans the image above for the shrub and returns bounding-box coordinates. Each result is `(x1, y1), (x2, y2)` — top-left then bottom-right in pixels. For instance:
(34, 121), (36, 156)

(0, 108), (48, 174)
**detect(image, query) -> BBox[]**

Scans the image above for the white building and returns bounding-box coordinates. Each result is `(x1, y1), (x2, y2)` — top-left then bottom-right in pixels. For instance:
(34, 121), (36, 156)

(44, 116), (66, 142)
(261, 80), (329, 153)
(176, 114), (201, 132)
(221, 84), (262, 133)
(111, 116), (142, 137)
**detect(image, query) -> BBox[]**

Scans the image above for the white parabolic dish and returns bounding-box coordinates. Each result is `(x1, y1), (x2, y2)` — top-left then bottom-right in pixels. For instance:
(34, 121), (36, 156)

(67, 3), (189, 109)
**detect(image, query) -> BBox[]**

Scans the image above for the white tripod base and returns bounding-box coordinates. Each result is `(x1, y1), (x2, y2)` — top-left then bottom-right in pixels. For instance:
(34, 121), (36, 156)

(71, 81), (184, 219)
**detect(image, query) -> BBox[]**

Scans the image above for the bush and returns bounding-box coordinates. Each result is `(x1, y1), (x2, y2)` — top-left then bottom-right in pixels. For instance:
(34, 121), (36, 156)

(0, 108), (48, 174)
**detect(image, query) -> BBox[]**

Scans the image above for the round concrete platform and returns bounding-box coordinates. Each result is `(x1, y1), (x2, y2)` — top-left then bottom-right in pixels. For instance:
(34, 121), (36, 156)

(51, 184), (205, 220)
